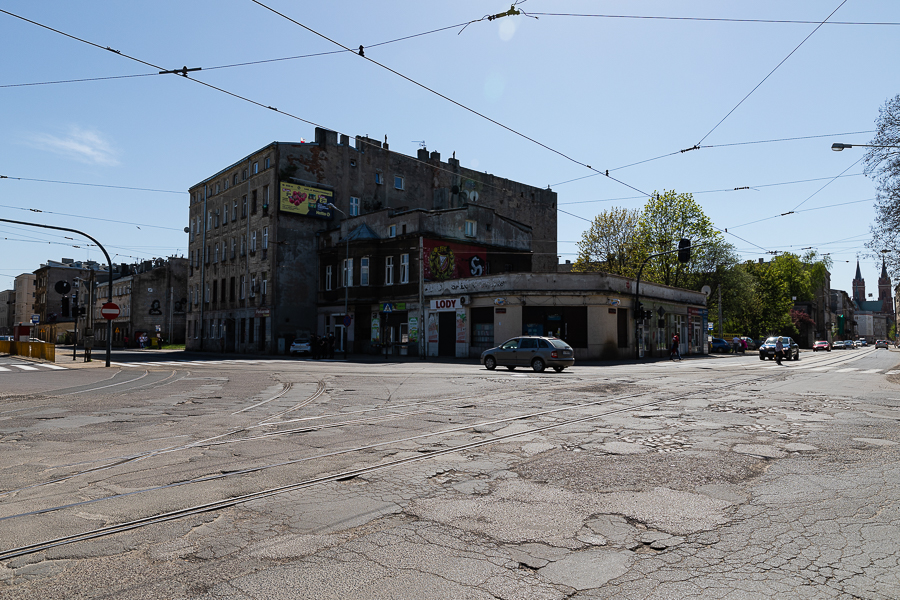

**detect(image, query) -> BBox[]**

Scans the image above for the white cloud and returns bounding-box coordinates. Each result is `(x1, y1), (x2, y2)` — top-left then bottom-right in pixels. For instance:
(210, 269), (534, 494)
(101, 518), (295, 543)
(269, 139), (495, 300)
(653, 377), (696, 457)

(26, 126), (119, 166)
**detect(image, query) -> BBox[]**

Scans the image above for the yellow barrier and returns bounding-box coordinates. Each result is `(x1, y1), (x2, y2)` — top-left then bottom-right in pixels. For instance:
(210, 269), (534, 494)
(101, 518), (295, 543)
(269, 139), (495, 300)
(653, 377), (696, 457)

(0, 340), (56, 362)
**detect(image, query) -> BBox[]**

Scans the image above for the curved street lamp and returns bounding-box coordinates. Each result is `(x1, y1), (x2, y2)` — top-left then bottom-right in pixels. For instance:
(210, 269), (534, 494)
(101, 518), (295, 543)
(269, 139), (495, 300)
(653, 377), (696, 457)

(832, 142), (900, 151)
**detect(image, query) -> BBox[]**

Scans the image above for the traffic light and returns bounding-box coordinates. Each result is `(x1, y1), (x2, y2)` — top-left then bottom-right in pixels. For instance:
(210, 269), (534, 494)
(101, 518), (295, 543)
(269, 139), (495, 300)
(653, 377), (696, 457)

(635, 302), (643, 320)
(678, 238), (691, 263)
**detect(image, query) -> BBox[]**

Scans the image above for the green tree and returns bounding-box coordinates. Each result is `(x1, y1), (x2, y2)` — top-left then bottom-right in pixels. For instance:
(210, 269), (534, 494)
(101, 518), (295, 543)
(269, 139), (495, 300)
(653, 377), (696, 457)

(572, 207), (643, 277)
(865, 94), (900, 274)
(637, 190), (732, 289)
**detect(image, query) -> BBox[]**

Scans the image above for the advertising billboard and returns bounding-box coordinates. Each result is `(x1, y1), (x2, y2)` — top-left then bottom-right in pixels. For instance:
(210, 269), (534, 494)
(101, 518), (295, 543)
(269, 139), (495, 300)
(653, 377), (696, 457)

(279, 182), (334, 219)
(423, 239), (487, 281)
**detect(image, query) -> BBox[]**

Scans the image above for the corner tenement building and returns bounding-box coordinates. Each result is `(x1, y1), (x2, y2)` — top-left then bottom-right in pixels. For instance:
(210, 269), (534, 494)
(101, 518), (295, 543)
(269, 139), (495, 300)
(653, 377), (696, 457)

(186, 127), (557, 354)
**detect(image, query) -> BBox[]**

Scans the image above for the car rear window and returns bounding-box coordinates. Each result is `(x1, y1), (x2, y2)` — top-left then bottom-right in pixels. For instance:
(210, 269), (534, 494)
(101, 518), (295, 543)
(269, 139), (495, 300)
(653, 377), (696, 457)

(549, 339), (571, 349)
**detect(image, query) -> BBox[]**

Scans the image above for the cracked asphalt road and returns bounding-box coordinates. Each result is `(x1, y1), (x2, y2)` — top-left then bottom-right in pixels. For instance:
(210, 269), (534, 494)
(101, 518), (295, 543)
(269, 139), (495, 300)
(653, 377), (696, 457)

(1, 347), (899, 598)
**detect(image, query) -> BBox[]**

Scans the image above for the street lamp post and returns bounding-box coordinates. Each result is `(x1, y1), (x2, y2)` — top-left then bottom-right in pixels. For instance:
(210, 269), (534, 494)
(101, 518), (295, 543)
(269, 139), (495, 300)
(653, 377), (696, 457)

(832, 143), (900, 151)
(325, 203), (349, 354)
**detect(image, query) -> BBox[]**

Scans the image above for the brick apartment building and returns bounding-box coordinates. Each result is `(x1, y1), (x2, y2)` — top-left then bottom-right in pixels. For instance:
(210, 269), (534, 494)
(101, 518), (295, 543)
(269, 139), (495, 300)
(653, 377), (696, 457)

(186, 127), (557, 354)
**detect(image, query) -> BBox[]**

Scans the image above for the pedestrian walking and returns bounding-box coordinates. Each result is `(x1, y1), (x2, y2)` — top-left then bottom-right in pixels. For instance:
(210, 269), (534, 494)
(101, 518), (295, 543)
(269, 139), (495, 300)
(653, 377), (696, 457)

(670, 333), (681, 360)
(319, 335), (328, 360)
(775, 336), (784, 365)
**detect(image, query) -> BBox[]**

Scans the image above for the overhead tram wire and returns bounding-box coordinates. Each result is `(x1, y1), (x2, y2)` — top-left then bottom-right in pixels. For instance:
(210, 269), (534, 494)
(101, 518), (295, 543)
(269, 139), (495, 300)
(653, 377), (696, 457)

(1, 22), (476, 88)
(557, 172), (866, 206)
(0, 175), (182, 194)
(247, 0), (651, 198)
(527, 12), (900, 26)
(721, 197), (875, 232)
(0, 203), (184, 231)
(695, 0), (848, 146)
(791, 155), (865, 211)
(550, 130), (874, 188)
(0, 9), (615, 207)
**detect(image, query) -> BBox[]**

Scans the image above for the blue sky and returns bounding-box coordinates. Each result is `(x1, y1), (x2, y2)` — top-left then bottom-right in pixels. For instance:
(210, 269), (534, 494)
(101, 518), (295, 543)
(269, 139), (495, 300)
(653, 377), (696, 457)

(1, 0), (898, 297)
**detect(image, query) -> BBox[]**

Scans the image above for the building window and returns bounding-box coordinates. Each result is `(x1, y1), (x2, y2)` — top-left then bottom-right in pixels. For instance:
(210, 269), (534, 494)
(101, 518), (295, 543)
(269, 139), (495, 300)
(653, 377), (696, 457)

(400, 254), (409, 284)
(262, 227), (268, 250)
(205, 284), (210, 303)
(264, 157), (270, 169)
(241, 235), (246, 256)
(250, 275), (256, 297)
(214, 210), (219, 228)
(375, 172), (383, 185)
(342, 258), (353, 287)
(240, 276), (246, 299)
(389, 224), (397, 238)
(465, 220), (476, 237)
(350, 159), (357, 167)
(207, 211), (213, 230)
(325, 265), (332, 291)
(385, 256), (394, 285)
(360, 257), (369, 286)
(223, 203), (228, 225)
(261, 274), (267, 297)
(251, 189), (257, 214)
(230, 277), (235, 301)
(350, 196), (360, 216)
(231, 238), (236, 259)
(251, 231), (257, 253)
(215, 183), (220, 194)
(394, 176), (404, 190)
(224, 179), (229, 190)
(205, 246), (210, 264)
(262, 185), (269, 209)
(242, 196), (248, 218)
(214, 244), (219, 263)
(253, 161), (258, 174)
(232, 201), (238, 221)
(233, 174), (238, 185)
(242, 169), (247, 181)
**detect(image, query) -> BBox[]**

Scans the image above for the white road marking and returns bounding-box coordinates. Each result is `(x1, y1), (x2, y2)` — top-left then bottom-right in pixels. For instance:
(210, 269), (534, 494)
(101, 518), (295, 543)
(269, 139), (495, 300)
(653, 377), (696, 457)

(0, 366), (9, 372)
(42, 364), (67, 370)
(861, 369), (882, 374)
(885, 370), (900, 375)
(836, 368), (859, 373)
(11, 365), (38, 371)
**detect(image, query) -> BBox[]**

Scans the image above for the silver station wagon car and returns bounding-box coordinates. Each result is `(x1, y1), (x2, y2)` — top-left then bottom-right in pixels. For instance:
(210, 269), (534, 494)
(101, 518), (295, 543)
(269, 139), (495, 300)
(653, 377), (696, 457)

(481, 336), (575, 372)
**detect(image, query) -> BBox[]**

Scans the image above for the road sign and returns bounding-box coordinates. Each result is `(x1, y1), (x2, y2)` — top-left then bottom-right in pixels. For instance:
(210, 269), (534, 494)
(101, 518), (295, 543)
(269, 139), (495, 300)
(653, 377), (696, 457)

(100, 302), (120, 320)
(31, 314), (40, 324)
(382, 303), (393, 313)
(343, 315), (352, 327)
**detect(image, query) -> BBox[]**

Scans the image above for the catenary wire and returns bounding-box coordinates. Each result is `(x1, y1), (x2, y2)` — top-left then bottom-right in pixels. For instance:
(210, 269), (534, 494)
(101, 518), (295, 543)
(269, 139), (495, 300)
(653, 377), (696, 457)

(247, 0), (652, 198)
(0, 175), (183, 194)
(527, 12), (899, 26)
(0, 203), (184, 231)
(791, 155), (865, 211)
(695, 1), (848, 146)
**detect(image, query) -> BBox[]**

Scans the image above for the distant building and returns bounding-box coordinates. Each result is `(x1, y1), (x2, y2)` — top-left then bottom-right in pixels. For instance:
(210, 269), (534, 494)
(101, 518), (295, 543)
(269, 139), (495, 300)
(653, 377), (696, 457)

(13, 273), (35, 328)
(851, 259), (894, 342)
(830, 288), (857, 341)
(92, 258), (188, 346)
(33, 259), (109, 343)
(0, 289), (14, 334)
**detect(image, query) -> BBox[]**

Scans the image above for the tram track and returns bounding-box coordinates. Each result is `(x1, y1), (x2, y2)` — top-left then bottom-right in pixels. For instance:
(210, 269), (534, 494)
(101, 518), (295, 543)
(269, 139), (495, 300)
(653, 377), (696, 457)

(0, 370), (775, 560)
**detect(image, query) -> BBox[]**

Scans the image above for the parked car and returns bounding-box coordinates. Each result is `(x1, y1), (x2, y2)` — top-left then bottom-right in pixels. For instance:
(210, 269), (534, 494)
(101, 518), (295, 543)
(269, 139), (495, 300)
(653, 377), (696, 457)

(710, 338), (732, 353)
(758, 336), (800, 361)
(875, 339), (889, 349)
(857, 339), (868, 347)
(844, 340), (856, 349)
(289, 337), (312, 355)
(481, 336), (575, 372)
(813, 340), (831, 352)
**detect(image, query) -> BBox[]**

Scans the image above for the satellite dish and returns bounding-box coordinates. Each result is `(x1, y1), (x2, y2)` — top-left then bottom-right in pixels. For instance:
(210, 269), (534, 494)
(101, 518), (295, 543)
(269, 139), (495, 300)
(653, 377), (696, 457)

(54, 280), (71, 294)
(183, 227), (190, 233)
(701, 285), (712, 296)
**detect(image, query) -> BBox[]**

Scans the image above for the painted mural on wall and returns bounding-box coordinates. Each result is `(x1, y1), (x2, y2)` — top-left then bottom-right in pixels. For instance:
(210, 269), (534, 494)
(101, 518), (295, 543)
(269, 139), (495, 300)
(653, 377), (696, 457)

(455, 310), (467, 343)
(424, 240), (487, 281)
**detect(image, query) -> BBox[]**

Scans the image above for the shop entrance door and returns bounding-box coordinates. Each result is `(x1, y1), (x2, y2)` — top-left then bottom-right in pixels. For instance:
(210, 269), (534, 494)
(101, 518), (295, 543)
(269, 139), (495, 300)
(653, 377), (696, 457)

(438, 311), (455, 356)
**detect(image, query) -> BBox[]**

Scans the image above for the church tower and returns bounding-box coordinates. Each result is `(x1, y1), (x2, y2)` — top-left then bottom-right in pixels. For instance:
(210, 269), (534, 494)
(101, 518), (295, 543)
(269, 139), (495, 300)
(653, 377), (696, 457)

(878, 259), (893, 314)
(852, 260), (865, 304)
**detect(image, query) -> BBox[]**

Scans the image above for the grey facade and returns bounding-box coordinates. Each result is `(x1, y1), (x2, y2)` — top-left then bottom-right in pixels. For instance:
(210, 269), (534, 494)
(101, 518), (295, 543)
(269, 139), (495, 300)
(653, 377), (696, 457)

(0, 289), (14, 334)
(13, 273), (36, 327)
(93, 258), (188, 346)
(186, 128), (557, 354)
(33, 259), (109, 343)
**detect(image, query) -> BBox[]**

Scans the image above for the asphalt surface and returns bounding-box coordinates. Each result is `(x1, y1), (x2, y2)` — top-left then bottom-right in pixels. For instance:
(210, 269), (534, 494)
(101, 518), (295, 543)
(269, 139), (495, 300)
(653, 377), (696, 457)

(1, 347), (898, 598)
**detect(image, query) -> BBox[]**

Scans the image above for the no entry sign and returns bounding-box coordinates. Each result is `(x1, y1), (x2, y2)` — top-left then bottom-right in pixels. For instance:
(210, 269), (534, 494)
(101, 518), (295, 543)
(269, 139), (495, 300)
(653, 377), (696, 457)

(100, 302), (120, 320)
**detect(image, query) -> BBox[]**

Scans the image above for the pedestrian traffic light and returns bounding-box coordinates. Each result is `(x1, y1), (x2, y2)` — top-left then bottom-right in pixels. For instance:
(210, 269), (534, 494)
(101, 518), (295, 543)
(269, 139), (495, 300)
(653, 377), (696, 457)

(678, 238), (691, 263)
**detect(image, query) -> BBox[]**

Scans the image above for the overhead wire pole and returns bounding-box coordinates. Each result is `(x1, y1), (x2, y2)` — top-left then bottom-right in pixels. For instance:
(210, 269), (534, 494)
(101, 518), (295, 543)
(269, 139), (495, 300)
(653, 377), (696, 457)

(0, 218), (114, 367)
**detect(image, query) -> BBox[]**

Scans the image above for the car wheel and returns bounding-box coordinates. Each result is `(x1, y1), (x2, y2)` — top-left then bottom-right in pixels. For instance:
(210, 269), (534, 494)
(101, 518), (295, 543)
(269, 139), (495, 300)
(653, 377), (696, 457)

(484, 356), (497, 370)
(506, 365), (516, 371)
(532, 358), (546, 373)
(759, 355), (765, 361)
(553, 366), (565, 372)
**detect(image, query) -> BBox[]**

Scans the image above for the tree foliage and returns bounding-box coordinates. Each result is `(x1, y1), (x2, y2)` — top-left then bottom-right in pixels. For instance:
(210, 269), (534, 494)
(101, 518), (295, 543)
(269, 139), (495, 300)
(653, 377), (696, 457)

(865, 94), (900, 273)
(572, 207), (642, 277)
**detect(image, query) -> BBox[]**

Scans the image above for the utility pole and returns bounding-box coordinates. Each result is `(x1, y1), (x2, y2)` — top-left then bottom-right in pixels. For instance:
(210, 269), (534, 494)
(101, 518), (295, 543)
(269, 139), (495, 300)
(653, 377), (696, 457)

(419, 235), (425, 359)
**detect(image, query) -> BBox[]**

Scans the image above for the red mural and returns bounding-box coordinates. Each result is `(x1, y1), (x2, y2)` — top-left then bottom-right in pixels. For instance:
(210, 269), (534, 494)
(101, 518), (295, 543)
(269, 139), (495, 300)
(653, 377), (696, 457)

(423, 240), (487, 281)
